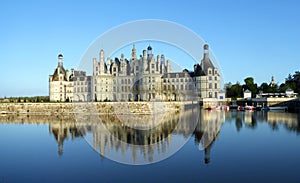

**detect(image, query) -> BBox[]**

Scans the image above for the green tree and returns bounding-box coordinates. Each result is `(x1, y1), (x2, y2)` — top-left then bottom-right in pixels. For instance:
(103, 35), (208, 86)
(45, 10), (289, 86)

(258, 82), (269, 93)
(226, 82), (243, 99)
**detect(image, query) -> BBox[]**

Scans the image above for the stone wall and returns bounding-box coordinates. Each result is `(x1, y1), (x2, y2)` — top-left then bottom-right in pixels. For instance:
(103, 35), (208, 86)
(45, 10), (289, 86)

(0, 102), (185, 115)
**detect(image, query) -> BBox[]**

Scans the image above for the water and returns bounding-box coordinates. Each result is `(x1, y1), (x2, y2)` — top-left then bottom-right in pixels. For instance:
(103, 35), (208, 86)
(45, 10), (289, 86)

(0, 109), (299, 182)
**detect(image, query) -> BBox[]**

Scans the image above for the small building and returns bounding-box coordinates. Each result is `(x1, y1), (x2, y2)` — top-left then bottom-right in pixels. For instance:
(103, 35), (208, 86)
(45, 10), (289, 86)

(243, 89), (252, 99)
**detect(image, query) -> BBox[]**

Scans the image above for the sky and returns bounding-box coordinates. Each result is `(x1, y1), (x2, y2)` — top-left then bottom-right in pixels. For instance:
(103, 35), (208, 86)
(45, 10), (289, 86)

(0, 0), (299, 97)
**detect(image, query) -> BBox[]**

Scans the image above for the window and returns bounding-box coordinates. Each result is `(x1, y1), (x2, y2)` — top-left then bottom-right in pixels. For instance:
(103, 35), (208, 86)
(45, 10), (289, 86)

(209, 76), (212, 80)
(215, 76), (217, 80)
(136, 66), (139, 70)
(151, 64), (155, 69)
(113, 67), (116, 72)
(215, 70), (217, 74)
(209, 83), (212, 89)
(209, 70), (212, 75)
(215, 83), (218, 89)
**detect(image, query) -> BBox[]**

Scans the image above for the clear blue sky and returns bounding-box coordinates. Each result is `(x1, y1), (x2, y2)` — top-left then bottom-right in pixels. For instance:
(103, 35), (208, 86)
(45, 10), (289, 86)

(0, 0), (299, 97)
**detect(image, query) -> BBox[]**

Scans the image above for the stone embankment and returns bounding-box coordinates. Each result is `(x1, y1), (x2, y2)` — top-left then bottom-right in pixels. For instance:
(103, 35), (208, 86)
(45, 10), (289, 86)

(0, 102), (184, 115)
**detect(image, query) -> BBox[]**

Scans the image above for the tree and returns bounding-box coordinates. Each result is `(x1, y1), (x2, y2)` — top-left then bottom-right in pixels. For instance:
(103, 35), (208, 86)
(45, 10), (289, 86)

(226, 82), (243, 99)
(258, 82), (269, 93)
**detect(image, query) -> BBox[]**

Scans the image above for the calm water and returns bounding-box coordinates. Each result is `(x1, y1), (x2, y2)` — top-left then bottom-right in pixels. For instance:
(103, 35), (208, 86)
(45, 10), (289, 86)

(0, 108), (300, 183)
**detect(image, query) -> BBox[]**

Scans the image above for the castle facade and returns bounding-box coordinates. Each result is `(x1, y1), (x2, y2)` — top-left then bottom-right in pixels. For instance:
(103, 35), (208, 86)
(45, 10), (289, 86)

(49, 44), (223, 102)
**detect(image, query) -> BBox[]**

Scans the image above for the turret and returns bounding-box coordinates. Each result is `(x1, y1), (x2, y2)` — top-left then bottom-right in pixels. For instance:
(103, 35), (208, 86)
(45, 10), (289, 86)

(131, 44), (136, 59)
(160, 54), (165, 74)
(99, 50), (105, 74)
(121, 53), (125, 62)
(203, 44), (209, 60)
(56, 54), (64, 76)
(93, 58), (98, 75)
(271, 76), (275, 87)
(157, 55), (161, 72)
(143, 50), (147, 72)
(58, 54), (63, 67)
(166, 59), (171, 73)
(147, 45), (152, 56)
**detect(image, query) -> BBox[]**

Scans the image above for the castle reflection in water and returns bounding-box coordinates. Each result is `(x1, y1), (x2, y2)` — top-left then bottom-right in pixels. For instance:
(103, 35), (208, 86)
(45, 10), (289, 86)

(0, 108), (299, 164)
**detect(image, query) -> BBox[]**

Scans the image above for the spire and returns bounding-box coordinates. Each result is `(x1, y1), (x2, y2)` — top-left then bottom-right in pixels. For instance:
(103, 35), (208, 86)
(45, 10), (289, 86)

(100, 49), (104, 63)
(147, 45), (152, 56)
(99, 50), (105, 74)
(203, 44), (209, 60)
(58, 54), (63, 67)
(271, 76), (275, 87)
(131, 43), (136, 58)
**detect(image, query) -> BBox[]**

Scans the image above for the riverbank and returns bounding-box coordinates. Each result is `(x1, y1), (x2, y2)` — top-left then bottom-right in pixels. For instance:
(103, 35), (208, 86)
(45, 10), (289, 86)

(0, 102), (187, 115)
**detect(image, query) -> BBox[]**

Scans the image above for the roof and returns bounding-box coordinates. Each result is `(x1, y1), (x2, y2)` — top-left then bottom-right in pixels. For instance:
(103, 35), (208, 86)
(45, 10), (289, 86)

(201, 58), (215, 75)
(52, 65), (68, 81)
(244, 89), (251, 93)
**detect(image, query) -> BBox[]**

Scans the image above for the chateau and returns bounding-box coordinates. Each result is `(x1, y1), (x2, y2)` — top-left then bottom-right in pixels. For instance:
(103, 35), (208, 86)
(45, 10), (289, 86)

(49, 44), (223, 102)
